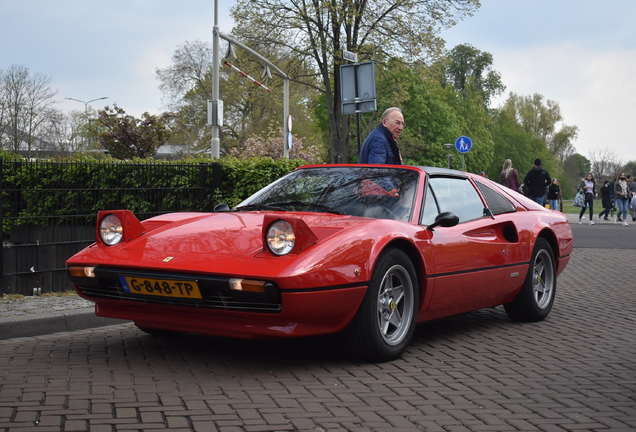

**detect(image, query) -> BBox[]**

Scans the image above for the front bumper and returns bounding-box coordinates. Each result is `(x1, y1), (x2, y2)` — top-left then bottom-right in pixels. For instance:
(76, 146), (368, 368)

(69, 266), (368, 338)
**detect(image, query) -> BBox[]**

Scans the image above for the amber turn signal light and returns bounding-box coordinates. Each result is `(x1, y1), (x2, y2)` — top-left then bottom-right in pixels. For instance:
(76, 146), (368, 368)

(68, 266), (96, 278)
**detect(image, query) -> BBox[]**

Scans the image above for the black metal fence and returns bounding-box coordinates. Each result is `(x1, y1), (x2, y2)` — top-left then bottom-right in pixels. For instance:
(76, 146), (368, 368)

(1, 159), (221, 295)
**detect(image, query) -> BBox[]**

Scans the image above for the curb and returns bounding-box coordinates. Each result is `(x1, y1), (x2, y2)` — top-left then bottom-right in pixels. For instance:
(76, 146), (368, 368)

(0, 308), (130, 340)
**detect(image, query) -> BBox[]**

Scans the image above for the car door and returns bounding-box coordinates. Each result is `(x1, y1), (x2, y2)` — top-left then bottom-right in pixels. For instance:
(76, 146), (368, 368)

(419, 175), (510, 315)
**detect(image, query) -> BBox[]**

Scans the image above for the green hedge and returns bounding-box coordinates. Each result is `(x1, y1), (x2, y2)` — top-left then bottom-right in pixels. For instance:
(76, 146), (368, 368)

(214, 156), (307, 208)
(1, 153), (306, 234)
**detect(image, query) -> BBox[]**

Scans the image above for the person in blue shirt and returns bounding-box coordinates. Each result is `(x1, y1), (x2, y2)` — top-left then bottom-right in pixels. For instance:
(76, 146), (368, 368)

(358, 107), (404, 165)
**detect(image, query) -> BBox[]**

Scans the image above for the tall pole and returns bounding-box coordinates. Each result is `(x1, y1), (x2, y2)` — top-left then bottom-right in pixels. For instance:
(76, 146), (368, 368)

(65, 96), (108, 150)
(283, 78), (289, 158)
(443, 143), (453, 169)
(211, 0), (220, 158)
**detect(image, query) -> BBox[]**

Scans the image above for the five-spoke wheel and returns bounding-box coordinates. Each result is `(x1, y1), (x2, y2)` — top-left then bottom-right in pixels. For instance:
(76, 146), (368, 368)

(343, 248), (419, 362)
(504, 237), (556, 322)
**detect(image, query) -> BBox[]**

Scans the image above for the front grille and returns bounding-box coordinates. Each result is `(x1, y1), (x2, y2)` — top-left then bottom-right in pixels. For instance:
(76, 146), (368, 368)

(72, 267), (282, 313)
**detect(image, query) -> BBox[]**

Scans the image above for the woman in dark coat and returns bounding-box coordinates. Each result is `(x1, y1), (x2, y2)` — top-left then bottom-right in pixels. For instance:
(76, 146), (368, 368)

(598, 181), (612, 221)
(547, 178), (562, 211)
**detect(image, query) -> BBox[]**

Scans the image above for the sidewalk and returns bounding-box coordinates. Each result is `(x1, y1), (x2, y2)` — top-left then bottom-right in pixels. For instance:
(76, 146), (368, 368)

(0, 294), (128, 340)
(565, 212), (632, 224)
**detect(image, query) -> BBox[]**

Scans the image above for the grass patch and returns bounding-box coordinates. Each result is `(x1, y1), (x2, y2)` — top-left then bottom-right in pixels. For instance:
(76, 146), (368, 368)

(1, 290), (79, 302)
(1, 293), (26, 302)
(561, 203), (579, 214)
(40, 290), (78, 298)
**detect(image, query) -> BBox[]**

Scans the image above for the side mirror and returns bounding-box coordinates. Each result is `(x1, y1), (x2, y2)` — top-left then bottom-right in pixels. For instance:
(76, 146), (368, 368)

(214, 203), (230, 212)
(426, 211), (459, 231)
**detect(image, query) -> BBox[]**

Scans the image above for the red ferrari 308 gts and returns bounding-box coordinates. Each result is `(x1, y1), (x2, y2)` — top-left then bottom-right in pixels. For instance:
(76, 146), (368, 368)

(67, 164), (573, 362)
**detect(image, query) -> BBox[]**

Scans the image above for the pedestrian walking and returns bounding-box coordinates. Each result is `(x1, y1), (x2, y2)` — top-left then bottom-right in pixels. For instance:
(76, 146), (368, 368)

(614, 173), (630, 226)
(578, 173), (597, 224)
(523, 158), (551, 206)
(628, 174), (636, 222)
(598, 181), (612, 221)
(547, 178), (562, 211)
(498, 159), (521, 192)
(609, 176), (617, 212)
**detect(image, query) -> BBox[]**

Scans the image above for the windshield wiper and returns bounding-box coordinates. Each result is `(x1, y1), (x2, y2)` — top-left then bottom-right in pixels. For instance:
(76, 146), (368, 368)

(269, 201), (342, 215)
(233, 204), (287, 212)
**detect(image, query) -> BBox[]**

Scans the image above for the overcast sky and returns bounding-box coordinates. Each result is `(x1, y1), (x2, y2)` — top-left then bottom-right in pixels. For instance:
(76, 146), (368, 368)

(1, 0), (633, 163)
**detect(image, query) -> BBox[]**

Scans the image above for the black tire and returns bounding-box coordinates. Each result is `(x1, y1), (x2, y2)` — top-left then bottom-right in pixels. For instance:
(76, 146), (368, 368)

(343, 248), (419, 362)
(504, 237), (556, 322)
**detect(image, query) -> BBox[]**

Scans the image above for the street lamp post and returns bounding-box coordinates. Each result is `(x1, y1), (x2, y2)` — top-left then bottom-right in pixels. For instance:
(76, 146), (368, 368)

(66, 96), (108, 150)
(211, 0), (220, 158)
(443, 143), (453, 169)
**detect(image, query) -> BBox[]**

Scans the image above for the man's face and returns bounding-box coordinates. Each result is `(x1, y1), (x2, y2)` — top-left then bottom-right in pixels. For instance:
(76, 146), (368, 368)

(382, 111), (405, 140)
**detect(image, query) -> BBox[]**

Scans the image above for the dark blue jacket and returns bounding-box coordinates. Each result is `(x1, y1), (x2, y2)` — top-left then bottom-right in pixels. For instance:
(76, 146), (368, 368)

(358, 124), (402, 165)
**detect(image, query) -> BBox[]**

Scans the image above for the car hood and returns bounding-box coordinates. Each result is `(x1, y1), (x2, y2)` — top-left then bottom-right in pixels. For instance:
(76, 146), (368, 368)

(125, 212), (350, 256)
(69, 211), (407, 283)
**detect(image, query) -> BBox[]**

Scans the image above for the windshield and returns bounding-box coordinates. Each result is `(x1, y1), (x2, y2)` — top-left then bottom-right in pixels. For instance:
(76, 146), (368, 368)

(236, 167), (419, 222)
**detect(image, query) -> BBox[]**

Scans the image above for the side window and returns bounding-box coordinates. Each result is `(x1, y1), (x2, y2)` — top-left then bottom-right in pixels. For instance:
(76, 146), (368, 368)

(420, 183), (440, 226)
(421, 177), (485, 224)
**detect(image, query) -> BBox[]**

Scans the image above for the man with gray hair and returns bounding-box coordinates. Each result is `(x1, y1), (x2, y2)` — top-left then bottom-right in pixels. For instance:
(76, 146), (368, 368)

(358, 107), (404, 165)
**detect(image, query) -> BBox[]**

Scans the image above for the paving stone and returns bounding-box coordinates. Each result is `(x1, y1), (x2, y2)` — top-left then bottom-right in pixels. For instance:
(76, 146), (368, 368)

(0, 248), (635, 431)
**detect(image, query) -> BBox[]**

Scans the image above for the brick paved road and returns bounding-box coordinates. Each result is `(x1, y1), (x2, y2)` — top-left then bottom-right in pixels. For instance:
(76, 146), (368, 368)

(0, 248), (635, 431)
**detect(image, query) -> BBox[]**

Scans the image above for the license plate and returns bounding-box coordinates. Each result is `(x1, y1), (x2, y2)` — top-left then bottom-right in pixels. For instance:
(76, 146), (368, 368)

(119, 276), (202, 299)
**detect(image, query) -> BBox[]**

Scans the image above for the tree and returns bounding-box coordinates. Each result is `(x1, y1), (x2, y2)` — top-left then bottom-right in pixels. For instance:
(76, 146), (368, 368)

(228, 124), (324, 163)
(441, 78), (495, 173)
(379, 59), (496, 172)
(37, 109), (71, 153)
(344, 60), (462, 166)
(231, 0), (480, 162)
(588, 148), (623, 182)
(156, 40), (213, 108)
(96, 105), (172, 159)
(439, 44), (505, 107)
(549, 125), (577, 162)
(562, 153), (590, 197)
(622, 160), (636, 178)
(394, 67), (463, 167)
(488, 109), (550, 180)
(156, 40), (321, 157)
(0, 64), (57, 157)
(338, 57), (494, 172)
(500, 92), (578, 163)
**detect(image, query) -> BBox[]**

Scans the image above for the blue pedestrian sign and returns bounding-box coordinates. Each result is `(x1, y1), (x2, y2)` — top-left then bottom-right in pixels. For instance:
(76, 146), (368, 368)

(455, 136), (472, 153)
